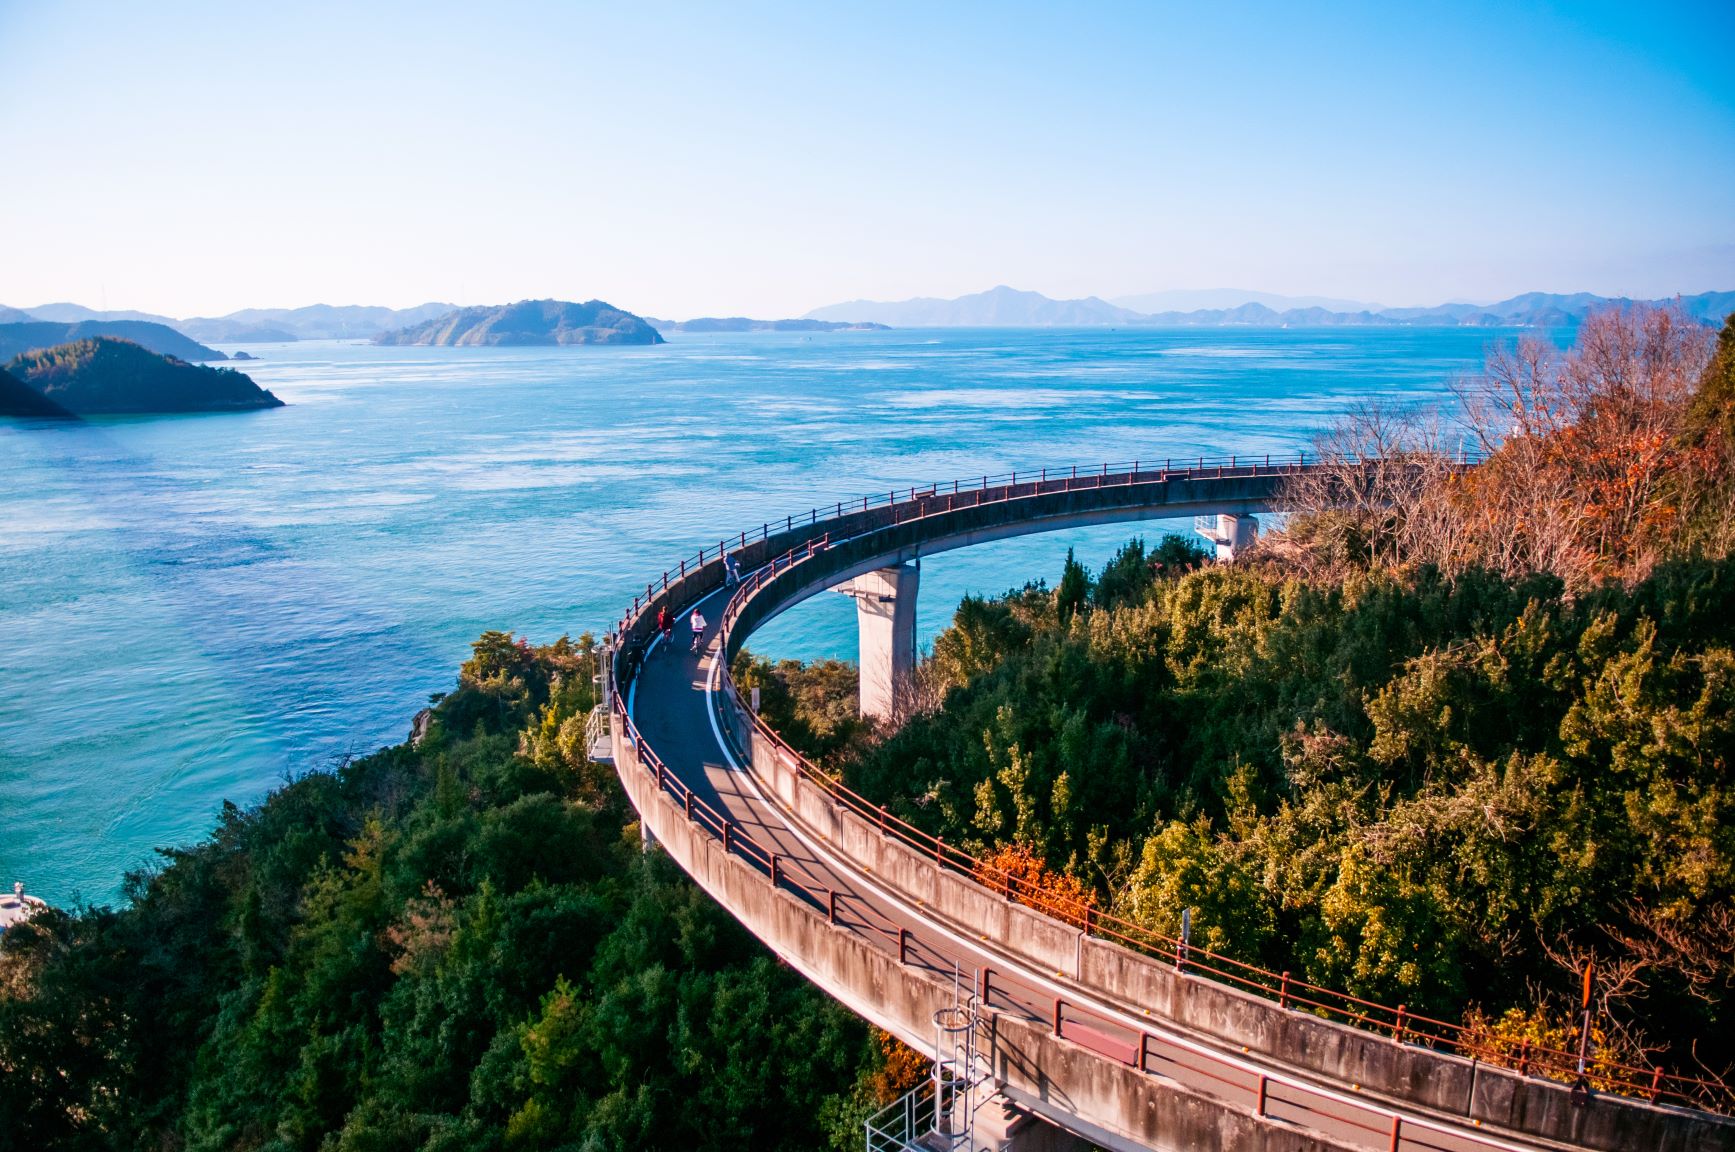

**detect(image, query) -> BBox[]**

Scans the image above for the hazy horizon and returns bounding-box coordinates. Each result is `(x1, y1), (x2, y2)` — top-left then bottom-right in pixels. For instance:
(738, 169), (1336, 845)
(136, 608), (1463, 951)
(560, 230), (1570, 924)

(2, 1), (1731, 318)
(8, 283), (1735, 328)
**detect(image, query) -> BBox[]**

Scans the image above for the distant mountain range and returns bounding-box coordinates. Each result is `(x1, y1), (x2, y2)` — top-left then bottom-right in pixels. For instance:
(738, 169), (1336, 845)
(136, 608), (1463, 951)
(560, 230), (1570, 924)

(8, 287), (1732, 345)
(646, 317), (889, 333)
(180, 303), (459, 342)
(0, 302), (459, 343)
(1108, 289), (1386, 313)
(806, 286), (1144, 327)
(0, 320), (225, 363)
(804, 285), (1735, 329)
(375, 300), (663, 346)
(22, 303), (180, 325)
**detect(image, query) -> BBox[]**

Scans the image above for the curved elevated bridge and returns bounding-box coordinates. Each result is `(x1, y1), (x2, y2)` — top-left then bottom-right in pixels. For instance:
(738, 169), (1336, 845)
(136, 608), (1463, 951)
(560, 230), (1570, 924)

(605, 455), (1734, 1152)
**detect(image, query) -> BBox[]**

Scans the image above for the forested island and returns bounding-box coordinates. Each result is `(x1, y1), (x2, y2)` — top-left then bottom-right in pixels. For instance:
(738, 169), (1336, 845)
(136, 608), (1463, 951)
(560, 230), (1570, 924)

(376, 299), (664, 346)
(0, 338), (284, 416)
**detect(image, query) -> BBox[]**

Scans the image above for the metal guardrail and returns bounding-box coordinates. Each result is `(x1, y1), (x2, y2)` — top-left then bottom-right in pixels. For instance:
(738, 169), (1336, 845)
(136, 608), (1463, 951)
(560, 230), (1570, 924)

(865, 1079), (943, 1152)
(608, 455), (1732, 1145)
(612, 450), (1482, 627)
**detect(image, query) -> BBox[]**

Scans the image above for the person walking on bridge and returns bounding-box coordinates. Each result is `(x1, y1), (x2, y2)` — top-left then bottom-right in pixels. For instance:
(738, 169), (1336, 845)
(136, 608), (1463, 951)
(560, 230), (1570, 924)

(724, 552), (741, 588)
(688, 608), (708, 654)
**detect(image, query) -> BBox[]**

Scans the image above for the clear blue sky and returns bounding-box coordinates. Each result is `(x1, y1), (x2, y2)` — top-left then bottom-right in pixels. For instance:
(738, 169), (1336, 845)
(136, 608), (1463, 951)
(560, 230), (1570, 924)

(1, 0), (1730, 318)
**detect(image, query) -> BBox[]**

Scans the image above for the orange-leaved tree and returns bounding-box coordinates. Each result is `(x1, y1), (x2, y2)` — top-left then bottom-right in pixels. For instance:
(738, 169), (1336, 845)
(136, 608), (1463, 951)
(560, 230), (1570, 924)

(974, 841), (1098, 929)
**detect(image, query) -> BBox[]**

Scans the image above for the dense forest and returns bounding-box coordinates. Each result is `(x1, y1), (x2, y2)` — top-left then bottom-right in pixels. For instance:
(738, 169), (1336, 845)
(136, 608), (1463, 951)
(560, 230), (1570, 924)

(0, 633), (914, 1149)
(743, 307), (1735, 1104)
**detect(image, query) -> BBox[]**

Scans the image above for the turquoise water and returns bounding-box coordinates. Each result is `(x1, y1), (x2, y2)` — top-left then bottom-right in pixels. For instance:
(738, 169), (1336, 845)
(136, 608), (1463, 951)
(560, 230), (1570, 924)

(1, 327), (1519, 904)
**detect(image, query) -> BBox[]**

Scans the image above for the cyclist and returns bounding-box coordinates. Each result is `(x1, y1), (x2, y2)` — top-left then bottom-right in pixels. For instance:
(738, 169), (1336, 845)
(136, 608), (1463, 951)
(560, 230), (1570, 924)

(689, 608), (708, 653)
(656, 604), (673, 652)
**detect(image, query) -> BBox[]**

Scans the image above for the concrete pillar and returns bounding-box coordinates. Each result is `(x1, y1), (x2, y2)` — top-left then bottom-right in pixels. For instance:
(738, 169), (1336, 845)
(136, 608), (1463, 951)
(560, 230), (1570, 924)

(838, 561), (919, 722)
(1196, 513), (1259, 562)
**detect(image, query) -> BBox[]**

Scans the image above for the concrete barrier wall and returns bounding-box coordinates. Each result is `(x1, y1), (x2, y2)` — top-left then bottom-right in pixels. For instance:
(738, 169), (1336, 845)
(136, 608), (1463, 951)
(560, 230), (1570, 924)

(617, 475), (1735, 1152)
(731, 705), (1735, 1152)
(1076, 934), (1444, 1115)
(611, 730), (1370, 1152)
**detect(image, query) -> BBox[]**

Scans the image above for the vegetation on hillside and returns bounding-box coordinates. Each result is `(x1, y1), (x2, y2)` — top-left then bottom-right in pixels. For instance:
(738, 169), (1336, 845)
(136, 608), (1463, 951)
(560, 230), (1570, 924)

(6, 337), (283, 414)
(0, 632), (912, 1149)
(1278, 305), (1734, 586)
(749, 307), (1735, 1104)
(374, 299), (664, 347)
(0, 363), (71, 417)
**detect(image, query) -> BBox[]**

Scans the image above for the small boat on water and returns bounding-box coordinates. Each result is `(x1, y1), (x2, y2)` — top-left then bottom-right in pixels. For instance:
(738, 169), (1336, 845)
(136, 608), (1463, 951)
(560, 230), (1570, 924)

(0, 881), (47, 937)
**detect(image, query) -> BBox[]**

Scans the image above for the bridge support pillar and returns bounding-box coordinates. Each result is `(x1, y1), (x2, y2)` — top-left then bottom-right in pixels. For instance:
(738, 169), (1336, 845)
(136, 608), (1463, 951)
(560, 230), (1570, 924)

(1195, 513), (1258, 562)
(838, 561), (919, 722)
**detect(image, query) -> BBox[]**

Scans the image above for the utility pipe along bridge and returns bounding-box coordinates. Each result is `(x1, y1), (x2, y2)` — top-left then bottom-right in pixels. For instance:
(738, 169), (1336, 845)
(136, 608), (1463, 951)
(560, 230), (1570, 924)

(604, 455), (1734, 1152)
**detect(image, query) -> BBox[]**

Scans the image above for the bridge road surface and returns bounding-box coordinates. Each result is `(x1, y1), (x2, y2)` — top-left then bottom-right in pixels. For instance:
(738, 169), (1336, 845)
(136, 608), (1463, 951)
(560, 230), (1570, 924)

(626, 587), (1528, 1152)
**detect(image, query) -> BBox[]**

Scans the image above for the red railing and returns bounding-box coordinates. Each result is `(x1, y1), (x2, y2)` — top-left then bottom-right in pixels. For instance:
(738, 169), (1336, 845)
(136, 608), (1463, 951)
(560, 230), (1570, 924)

(610, 688), (915, 955)
(613, 456), (1725, 1117)
(611, 450), (1482, 632)
(716, 608), (1728, 1110)
(610, 686), (1554, 1152)
(607, 456), (1730, 1145)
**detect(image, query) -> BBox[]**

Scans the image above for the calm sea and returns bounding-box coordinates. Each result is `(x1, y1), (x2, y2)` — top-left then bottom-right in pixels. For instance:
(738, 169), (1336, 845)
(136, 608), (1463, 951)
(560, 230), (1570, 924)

(0, 327), (1527, 903)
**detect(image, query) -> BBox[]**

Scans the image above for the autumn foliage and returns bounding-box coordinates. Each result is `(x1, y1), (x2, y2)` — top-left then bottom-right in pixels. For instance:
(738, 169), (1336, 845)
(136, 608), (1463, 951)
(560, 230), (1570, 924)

(866, 1029), (931, 1105)
(1459, 1005), (1637, 1096)
(1281, 305), (1735, 589)
(975, 841), (1098, 928)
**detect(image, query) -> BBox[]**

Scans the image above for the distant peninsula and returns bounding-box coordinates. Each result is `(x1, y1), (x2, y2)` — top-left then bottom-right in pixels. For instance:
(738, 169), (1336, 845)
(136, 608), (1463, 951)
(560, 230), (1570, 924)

(648, 316), (889, 333)
(3, 338), (284, 415)
(0, 320), (225, 363)
(376, 299), (663, 347)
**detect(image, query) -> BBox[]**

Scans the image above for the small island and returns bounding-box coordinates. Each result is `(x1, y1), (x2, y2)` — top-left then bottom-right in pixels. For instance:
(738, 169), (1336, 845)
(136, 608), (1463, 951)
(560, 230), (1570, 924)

(375, 299), (663, 346)
(3, 337), (284, 415)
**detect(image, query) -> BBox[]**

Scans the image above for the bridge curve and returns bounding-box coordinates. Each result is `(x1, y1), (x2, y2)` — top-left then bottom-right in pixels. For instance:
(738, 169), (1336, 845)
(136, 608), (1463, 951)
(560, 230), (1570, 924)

(606, 456), (1733, 1152)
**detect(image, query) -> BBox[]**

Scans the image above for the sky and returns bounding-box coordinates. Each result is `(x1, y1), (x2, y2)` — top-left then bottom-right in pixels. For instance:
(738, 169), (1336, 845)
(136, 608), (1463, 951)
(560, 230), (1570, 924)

(0, 0), (1731, 319)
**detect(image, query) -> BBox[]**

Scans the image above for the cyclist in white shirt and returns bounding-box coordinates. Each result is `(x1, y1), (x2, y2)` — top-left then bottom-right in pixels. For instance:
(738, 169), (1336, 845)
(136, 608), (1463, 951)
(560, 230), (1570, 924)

(689, 609), (708, 653)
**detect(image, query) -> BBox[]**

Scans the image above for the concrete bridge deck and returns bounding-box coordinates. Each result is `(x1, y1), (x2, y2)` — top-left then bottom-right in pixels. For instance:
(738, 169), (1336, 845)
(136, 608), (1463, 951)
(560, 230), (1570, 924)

(609, 457), (1734, 1152)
